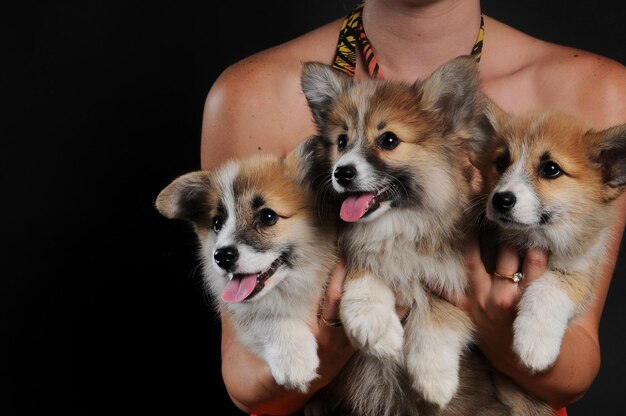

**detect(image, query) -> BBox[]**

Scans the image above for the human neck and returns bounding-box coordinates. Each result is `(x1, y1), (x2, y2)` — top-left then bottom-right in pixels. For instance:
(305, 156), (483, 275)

(361, 0), (482, 81)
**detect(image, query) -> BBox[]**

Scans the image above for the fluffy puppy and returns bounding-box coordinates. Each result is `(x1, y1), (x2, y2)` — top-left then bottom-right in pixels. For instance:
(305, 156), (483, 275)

(475, 106), (626, 373)
(155, 142), (337, 392)
(300, 57), (554, 416)
(300, 56), (488, 409)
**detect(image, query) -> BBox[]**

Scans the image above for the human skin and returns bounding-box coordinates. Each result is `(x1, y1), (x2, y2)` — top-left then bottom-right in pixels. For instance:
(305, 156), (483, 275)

(200, 0), (626, 414)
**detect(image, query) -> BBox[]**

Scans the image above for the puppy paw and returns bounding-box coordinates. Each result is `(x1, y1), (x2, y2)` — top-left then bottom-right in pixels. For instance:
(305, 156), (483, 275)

(341, 299), (403, 360)
(269, 346), (320, 393)
(365, 312), (404, 360)
(404, 311), (471, 409)
(513, 314), (563, 373)
(411, 366), (459, 409)
(264, 325), (320, 392)
(513, 281), (575, 373)
(405, 338), (461, 408)
(271, 357), (319, 393)
(341, 277), (403, 360)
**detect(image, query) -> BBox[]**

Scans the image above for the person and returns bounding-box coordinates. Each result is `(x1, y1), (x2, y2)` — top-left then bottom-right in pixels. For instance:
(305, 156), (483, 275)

(200, 1), (626, 415)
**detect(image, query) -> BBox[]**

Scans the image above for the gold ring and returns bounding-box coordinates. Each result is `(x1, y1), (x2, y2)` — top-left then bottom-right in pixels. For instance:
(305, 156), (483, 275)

(319, 315), (343, 328)
(494, 271), (524, 283)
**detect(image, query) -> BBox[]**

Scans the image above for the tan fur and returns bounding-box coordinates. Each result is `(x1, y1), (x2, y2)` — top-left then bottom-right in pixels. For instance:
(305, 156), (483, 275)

(481, 112), (609, 239)
(478, 106), (626, 374)
(427, 294), (473, 331)
(553, 268), (596, 313)
(156, 145), (338, 393)
(301, 57), (553, 415)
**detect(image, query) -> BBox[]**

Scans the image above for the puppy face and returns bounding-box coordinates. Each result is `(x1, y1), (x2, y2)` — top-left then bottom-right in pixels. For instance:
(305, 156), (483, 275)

(325, 81), (446, 222)
(301, 56), (488, 223)
(156, 154), (317, 304)
(480, 109), (626, 234)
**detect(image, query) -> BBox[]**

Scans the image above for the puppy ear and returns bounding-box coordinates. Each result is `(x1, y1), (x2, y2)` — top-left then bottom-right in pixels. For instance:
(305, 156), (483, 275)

(300, 61), (353, 128)
(469, 99), (509, 167)
(155, 171), (212, 224)
(588, 123), (626, 201)
(417, 55), (484, 134)
(283, 136), (340, 218)
(284, 135), (333, 189)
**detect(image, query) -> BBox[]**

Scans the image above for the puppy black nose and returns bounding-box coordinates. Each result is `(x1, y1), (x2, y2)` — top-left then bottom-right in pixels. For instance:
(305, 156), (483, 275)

(214, 246), (239, 270)
(492, 191), (517, 212)
(334, 165), (356, 187)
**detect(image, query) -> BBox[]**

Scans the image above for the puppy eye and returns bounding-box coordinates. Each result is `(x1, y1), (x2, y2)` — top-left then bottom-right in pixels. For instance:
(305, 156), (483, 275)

(495, 154), (510, 173)
(337, 134), (348, 151)
(378, 131), (399, 150)
(257, 208), (278, 226)
(212, 215), (224, 232)
(539, 161), (563, 179)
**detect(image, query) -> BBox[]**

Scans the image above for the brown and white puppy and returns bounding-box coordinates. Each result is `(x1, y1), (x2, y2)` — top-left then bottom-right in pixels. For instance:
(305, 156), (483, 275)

(155, 143), (337, 392)
(300, 56), (489, 409)
(475, 106), (626, 373)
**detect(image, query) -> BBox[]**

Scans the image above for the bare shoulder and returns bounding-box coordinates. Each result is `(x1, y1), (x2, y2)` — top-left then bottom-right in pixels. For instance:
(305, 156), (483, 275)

(483, 17), (626, 129)
(201, 19), (343, 169)
(531, 42), (626, 128)
(216, 19), (340, 95)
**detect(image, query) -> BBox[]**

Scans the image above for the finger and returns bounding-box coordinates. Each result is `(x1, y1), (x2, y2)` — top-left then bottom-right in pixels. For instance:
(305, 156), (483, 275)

(463, 232), (491, 300)
(319, 256), (346, 323)
(494, 242), (520, 275)
(519, 247), (548, 291)
(492, 242), (522, 295)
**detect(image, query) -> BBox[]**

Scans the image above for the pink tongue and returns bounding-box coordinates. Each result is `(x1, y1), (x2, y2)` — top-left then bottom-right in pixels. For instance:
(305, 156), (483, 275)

(222, 274), (257, 304)
(340, 193), (375, 222)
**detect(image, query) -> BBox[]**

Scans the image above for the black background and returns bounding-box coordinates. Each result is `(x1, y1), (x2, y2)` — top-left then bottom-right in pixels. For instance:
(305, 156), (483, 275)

(4, 1), (625, 414)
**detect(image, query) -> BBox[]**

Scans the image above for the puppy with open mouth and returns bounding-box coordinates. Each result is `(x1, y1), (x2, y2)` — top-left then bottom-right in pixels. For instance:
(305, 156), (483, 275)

(300, 57), (553, 416)
(302, 55), (486, 410)
(155, 142), (337, 393)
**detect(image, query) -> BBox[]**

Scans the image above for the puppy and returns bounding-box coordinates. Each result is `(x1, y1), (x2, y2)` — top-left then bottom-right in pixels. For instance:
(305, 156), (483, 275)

(300, 57), (555, 416)
(300, 56), (488, 409)
(475, 106), (626, 373)
(155, 143), (337, 392)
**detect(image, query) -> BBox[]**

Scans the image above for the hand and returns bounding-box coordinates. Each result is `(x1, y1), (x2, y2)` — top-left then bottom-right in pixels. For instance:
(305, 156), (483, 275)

(310, 256), (356, 388)
(453, 233), (549, 371)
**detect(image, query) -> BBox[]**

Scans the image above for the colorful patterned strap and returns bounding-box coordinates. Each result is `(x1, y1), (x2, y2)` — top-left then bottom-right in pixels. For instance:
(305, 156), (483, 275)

(332, 3), (362, 77)
(333, 2), (485, 80)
